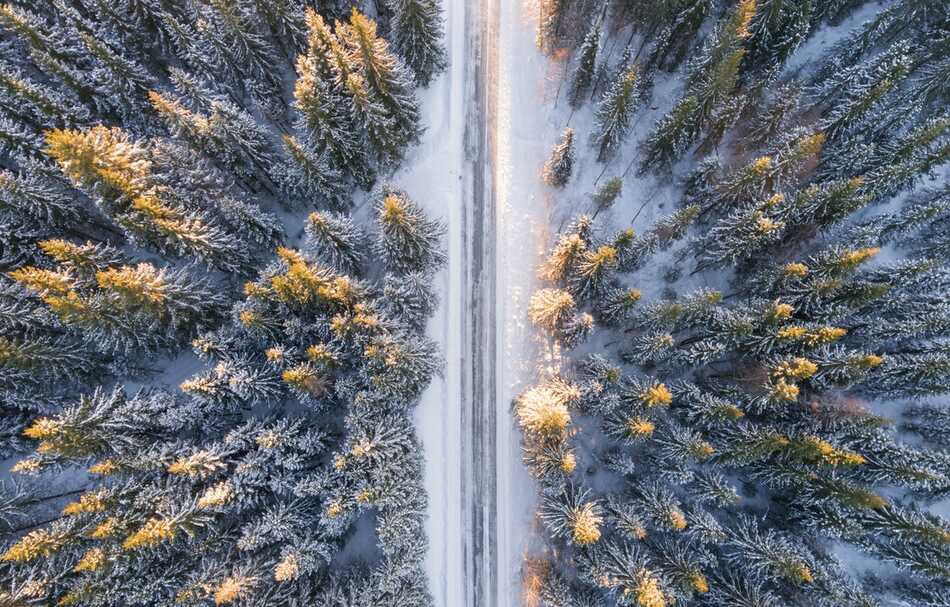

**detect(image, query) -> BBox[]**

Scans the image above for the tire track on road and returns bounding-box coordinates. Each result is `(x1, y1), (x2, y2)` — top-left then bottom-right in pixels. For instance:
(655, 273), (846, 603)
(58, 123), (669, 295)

(462, 0), (499, 605)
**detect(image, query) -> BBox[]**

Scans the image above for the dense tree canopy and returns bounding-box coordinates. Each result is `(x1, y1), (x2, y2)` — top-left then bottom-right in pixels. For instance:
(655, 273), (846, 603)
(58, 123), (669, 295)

(0, 1), (446, 605)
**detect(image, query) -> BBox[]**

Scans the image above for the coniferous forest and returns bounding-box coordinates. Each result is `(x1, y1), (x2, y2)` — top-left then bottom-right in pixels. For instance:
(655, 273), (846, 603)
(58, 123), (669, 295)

(524, 1), (949, 606)
(1, 0), (949, 606)
(0, 0), (447, 605)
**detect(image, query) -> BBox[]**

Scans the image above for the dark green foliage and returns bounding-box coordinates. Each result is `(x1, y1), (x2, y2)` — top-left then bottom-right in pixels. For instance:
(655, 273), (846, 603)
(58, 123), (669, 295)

(376, 185), (446, 275)
(593, 177), (622, 214)
(646, 0), (712, 73)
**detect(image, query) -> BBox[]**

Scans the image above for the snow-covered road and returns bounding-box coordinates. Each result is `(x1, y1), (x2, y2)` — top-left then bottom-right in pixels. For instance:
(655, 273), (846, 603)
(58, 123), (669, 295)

(405, 1), (554, 605)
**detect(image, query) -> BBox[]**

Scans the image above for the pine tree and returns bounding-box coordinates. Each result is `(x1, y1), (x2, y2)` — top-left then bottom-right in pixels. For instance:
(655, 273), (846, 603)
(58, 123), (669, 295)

(516, 379), (578, 438)
(903, 405), (950, 445)
(215, 194), (284, 248)
(0, 3), (439, 604)
(593, 62), (643, 162)
(646, 0), (711, 73)
(577, 540), (671, 605)
(294, 9), (372, 185)
(0, 333), (100, 388)
(11, 251), (226, 352)
(516, 6), (950, 606)
(304, 210), (368, 274)
(529, 288), (576, 333)
(540, 484), (602, 546)
(694, 193), (786, 271)
(748, 82), (803, 147)
(205, 99), (277, 178)
(568, 19), (600, 108)
(596, 287), (642, 325)
(44, 126), (252, 272)
(640, 0), (758, 171)
(202, 0), (282, 95)
(570, 244), (618, 299)
(149, 89), (278, 181)
(375, 186), (446, 274)
(542, 128), (575, 188)
(0, 62), (88, 128)
(385, 0), (447, 86)
(251, 0), (307, 55)
(278, 134), (348, 208)
(593, 177), (622, 213)
(620, 205), (698, 272)
(340, 9), (422, 150)
(639, 95), (701, 172)
(76, 30), (154, 121)
(360, 332), (440, 402)
(724, 517), (815, 585)
(813, 40), (914, 140)
(382, 271), (438, 331)
(743, 0), (815, 75)
(0, 165), (86, 228)
(0, 4), (66, 60)
(95, 262), (226, 331)
(345, 72), (406, 164)
(871, 349), (950, 397)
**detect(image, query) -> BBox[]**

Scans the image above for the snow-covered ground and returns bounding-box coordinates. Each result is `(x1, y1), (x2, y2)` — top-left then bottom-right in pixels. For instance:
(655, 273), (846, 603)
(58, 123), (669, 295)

(493, 0), (557, 603)
(394, 0), (466, 604)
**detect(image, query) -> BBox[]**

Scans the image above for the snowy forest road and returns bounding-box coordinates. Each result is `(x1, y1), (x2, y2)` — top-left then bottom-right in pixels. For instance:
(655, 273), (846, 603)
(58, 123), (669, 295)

(416, 0), (542, 605)
(462, 0), (547, 605)
(464, 0), (544, 605)
(462, 0), (498, 605)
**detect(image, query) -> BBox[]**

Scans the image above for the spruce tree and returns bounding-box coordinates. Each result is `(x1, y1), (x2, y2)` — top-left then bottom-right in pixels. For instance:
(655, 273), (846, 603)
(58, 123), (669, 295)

(593, 62), (643, 162)
(517, 6), (950, 607)
(278, 134), (347, 208)
(568, 19), (600, 108)
(294, 9), (372, 185)
(743, 0), (815, 75)
(542, 128), (575, 188)
(593, 177), (622, 213)
(304, 210), (368, 275)
(640, 0), (757, 170)
(43, 126), (253, 272)
(646, 0), (712, 73)
(340, 9), (422, 152)
(385, 0), (447, 86)
(375, 186), (446, 275)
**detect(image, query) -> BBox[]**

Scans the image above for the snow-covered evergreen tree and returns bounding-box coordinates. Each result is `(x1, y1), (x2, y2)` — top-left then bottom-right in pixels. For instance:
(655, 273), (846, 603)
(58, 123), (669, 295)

(593, 62), (644, 162)
(385, 0), (447, 86)
(568, 19), (600, 108)
(542, 128), (575, 188)
(375, 185), (446, 275)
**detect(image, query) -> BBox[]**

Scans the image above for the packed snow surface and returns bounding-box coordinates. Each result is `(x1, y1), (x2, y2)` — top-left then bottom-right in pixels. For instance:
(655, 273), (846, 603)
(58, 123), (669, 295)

(398, 0), (465, 604)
